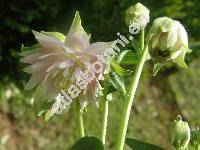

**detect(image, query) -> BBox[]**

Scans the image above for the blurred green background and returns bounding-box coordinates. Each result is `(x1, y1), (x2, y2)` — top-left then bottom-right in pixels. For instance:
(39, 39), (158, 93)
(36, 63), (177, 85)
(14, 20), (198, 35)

(0, 0), (199, 149)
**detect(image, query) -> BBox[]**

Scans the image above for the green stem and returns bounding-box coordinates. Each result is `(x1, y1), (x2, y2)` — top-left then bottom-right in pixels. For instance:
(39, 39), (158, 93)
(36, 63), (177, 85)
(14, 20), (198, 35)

(75, 99), (85, 138)
(115, 29), (147, 150)
(198, 145), (200, 150)
(140, 29), (145, 52)
(100, 97), (109, 145)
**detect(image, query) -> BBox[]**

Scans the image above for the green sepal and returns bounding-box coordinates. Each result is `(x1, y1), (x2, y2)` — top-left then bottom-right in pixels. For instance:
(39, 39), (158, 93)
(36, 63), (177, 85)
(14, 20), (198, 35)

(33, 84), (56, 121)
(153, 63), (164, 76)
(19, 44), (40, 56)
(174, 49), (187, 69)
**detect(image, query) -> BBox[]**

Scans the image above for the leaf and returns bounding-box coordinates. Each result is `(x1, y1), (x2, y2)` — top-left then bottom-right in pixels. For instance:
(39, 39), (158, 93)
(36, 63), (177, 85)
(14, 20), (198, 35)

(126, 138), (165, 150)
(101, 74), (116, 100)
(71, 136), (104, 150)
(130, 36), (140, 50)
(111, 60), (132, 76)
(117, 50), (131, 63)
(119, 51), (140, 65)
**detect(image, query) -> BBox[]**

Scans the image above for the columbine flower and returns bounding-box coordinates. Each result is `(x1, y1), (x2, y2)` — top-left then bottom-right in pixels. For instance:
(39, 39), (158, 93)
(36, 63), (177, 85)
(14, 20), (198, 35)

(125, 3), (150, 28)
(147, 17), (191, 75)
(20, 11), (112, 117)
(169, 115), (191, 150)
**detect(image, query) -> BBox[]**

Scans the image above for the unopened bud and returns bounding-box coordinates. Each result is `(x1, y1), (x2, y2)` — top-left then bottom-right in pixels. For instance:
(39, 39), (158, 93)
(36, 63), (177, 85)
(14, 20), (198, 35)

(125, 3), (150, 28)
(169, 115), (190, 150)
(147, 17), (191, 75)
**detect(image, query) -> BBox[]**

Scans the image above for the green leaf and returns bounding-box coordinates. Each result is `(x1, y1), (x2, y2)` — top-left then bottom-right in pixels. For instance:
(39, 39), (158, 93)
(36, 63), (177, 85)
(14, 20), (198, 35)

(101, 74), (116, 100)
(119, 51), (140, 65)
(126, 138), (165, 150)
(111, 60), (132, 76)
(71, 136), (104, 150)
(130, 36), (140, 50)
(117, 50), (131, 63)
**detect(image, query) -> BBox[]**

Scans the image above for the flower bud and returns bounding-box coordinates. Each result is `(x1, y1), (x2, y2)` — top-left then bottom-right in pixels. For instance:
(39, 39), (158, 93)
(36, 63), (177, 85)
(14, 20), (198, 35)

(169, 115), (190, 150)
(125, 3), (150, 28)
(148, 17), (191, 75)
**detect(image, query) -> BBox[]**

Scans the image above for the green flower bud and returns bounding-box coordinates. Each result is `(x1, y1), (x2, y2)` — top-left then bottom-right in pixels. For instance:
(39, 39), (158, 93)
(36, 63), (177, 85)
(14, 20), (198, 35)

(125, 3), (150, 28)
(169, 115), (191, 150)
(191, 127), (200, 149)
(148, 17), (191, 75)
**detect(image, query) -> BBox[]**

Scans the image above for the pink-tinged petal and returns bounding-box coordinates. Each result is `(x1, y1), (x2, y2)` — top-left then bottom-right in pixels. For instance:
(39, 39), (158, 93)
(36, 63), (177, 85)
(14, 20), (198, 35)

(24, 62), (51, 74)
(19, 48), (41, 57)
(74, 68), (83, 80)
(64, 47), (76, 54)
(25, 72), (46, 90)
(38, 53), (60, 59)
(63, 68), (69, 77)
(38, 54), (66, 65)
(46, 62), (60, 72)
(65, 34), (89, 52)
(88, 42), (111, 55)
(43, 69), (64, 90)
(67, 11), (89, 40)
(32, 31), (64, 49)
(20, 53), (42, 64)
(65, 11), (90, 52)
(57, 59), (74, 69)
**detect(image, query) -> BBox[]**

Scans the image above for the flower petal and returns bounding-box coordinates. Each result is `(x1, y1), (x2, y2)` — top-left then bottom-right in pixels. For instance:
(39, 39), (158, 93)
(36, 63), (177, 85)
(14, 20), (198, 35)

(32, 30), (64, 49)
(88, 42), (111, 55)
(65, 11), (90, 52)
(57, 59), (74, 69)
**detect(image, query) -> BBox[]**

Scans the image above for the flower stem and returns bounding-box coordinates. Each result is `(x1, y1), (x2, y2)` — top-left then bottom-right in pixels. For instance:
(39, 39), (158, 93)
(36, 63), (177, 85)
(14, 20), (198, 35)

(100, 97), (109, 145)
(140, 29), (145, 52)
(75, 99), (85, 138)
(115, 29), (147, 150)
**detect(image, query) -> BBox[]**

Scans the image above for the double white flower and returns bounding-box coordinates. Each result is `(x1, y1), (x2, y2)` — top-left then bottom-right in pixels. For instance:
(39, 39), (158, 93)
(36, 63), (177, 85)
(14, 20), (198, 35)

(20, 11), (112, 115)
